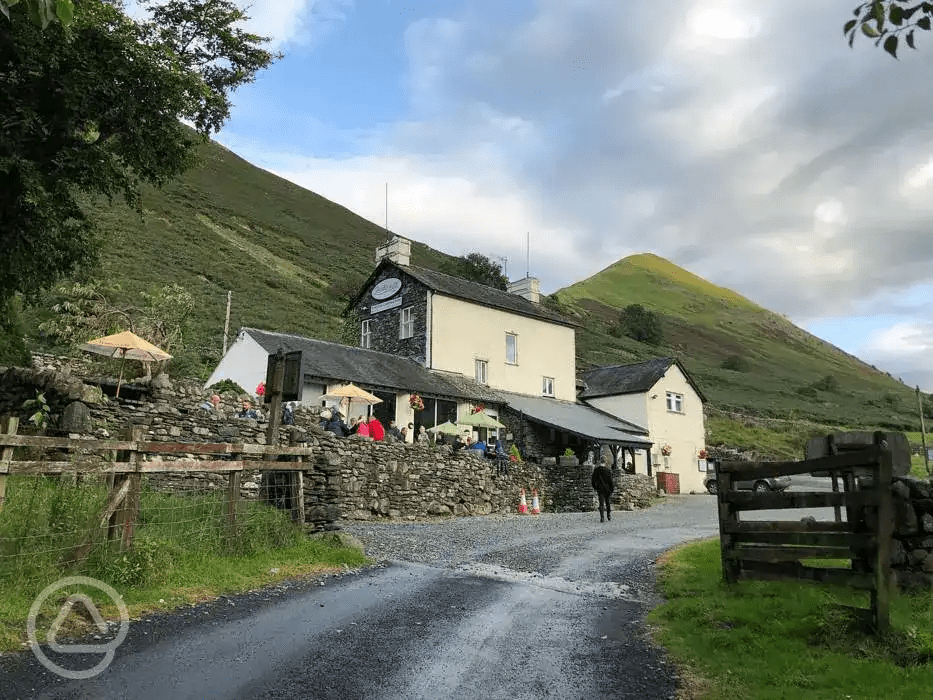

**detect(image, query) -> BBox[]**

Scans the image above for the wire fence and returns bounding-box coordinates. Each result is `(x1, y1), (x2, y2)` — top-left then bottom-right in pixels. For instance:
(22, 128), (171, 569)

(0, 417), (310, 588)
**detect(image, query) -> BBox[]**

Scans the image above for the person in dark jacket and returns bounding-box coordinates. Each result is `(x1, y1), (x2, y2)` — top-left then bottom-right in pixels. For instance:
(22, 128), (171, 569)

(325, 410), (348, 437)
(591, 463), (614, 522)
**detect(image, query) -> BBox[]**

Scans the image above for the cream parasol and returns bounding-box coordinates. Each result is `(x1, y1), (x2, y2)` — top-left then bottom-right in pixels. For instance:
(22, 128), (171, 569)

(322, 383), (382, 417)
(80, 330), (172, 397)
(457, 410), (506, 429)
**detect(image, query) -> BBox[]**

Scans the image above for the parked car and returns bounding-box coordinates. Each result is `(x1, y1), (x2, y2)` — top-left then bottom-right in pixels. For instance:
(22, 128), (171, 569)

(704, 463), (792, 495)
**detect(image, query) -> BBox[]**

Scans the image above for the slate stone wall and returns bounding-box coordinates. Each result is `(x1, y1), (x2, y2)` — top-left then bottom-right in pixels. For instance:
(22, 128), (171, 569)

(353, 269), (428, 364)
(0, 354), (659, 530)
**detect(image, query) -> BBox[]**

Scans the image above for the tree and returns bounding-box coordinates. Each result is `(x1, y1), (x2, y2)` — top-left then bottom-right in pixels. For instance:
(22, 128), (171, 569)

(616, 304), (663, 345)
(442, 253), (509, 290)
(0, 0), (73, 27)
(0, 0), (279, 303)
(845, 1), (933, 57)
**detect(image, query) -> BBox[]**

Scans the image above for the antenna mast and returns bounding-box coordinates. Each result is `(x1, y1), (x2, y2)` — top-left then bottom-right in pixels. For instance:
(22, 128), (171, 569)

(526, 232), (530, 278)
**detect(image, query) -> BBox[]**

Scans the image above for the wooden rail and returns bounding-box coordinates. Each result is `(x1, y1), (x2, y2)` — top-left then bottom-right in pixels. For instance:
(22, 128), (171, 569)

(0, 420), (312, 560)
(716, 437), (894, 634)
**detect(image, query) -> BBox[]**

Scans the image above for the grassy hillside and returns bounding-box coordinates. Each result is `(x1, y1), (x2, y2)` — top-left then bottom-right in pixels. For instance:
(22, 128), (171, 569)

(21, 137), (926, 439)
(27, 137), (456, 372)
(554, 253), (922, 431)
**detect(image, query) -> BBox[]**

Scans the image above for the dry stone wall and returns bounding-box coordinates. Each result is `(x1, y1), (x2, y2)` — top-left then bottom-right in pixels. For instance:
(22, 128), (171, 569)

(0, 355), (660, 529)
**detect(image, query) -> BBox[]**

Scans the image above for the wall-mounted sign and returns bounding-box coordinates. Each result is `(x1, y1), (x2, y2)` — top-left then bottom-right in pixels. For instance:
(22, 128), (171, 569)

(371, 296), (403, 314)
(371, 277), (402, 300)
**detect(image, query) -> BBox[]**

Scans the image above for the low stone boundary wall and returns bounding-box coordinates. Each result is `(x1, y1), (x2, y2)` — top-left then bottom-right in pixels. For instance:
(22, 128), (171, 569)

(0, 357), (660, 528)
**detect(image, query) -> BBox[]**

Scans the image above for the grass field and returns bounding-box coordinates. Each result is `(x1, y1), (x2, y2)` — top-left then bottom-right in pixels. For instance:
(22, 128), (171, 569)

(650, 538), (933, 700)
(0, 476), (367, 651)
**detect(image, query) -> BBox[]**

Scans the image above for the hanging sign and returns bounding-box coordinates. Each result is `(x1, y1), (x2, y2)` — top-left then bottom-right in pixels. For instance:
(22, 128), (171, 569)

(371, 277), (402, 300)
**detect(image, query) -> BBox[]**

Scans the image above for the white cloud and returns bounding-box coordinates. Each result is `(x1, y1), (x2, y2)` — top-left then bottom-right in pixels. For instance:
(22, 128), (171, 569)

(861, 322), (933, 391)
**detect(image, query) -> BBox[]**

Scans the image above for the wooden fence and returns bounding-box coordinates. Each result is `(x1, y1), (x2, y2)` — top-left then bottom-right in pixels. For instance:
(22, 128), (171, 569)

(716, 440), (894, 633)
(0, 416), (312, 564)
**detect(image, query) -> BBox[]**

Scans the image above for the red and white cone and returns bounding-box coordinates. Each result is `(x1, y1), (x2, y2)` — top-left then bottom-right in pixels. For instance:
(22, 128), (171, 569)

(531, 489), (540, 515)
(518, 488), (528, 514)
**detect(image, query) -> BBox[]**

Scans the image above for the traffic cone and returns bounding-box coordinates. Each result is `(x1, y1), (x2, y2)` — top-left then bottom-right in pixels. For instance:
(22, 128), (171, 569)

(531, 489), (540, 515)
(518, 488), (528, 514)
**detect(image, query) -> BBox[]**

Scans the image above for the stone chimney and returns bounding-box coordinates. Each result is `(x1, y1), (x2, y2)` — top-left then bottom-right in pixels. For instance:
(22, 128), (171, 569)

(507, 276), (540, 303)
(375, 235), (411, 267)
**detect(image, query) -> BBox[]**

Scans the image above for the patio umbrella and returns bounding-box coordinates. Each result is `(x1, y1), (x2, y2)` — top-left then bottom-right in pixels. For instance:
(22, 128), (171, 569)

(322, 383), (382, 417)
(427, 421), (463, 436)
(457, 410), (506, 429)
(80, 330), (172, 397)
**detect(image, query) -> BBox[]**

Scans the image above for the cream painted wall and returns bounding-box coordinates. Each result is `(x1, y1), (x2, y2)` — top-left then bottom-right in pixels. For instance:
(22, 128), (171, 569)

(645, 365), (707, 494)
(430, 295), (576, 400)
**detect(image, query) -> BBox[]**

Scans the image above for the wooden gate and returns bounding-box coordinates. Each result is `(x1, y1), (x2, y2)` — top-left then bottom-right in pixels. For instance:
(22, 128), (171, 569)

(716, 437), (894, 633)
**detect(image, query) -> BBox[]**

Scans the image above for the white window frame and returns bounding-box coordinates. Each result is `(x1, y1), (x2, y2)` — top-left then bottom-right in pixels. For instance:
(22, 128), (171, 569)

(505, 332), (518, 365)
(399, 306), (414, 339)
(542, 376), (554, 396)
(361, 319), (371, 349)
(475, 359), (488, 384)
(666, 391), (683, 413)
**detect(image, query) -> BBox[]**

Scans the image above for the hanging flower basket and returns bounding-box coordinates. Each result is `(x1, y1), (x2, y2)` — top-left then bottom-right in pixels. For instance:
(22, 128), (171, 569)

(255, 381), (266, 397)
(698, 448), (707, 460)
(661, 444), (672, 457)
(471, 403), (485, 414)
(409, 393), (425, 411)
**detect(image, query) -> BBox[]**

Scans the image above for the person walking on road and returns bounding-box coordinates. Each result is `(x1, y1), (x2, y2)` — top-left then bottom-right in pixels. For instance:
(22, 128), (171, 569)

(591, 463), (614, 522)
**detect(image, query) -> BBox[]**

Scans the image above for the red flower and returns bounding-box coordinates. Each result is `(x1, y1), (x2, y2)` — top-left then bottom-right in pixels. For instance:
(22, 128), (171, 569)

(255, 381), (266, 397)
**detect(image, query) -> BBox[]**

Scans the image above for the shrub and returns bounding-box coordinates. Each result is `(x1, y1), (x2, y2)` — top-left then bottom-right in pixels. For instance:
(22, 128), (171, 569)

(208, 379), (247, 395)
(616, 304), (663, 345)
(721, 354), (749, 372)
(796, 386), (818, 398)
(812, 374), (839, 392)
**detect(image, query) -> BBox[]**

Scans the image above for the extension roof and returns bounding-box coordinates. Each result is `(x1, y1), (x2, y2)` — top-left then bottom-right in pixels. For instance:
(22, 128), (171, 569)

(498, 390), (651, 447)
(577, 357), (707, 402)
(242, 327), (503, 403)
(347, 259), (577, 328)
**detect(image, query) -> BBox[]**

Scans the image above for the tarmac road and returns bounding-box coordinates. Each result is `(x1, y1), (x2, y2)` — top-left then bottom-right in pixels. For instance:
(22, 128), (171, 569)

(1, 496), (718, 700)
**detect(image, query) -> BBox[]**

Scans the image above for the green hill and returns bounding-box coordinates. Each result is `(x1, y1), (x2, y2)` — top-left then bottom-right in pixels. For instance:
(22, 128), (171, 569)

(554, 254), (921, 432)
(22, 137), (926, 444)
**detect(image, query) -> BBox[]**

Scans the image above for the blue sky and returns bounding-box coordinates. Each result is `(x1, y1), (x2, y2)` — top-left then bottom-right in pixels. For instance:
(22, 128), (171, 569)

(137, 1), (933, 391)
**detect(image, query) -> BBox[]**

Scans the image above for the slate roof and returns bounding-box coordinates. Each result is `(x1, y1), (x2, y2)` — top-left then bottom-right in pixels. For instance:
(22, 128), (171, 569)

(577, 357), (707, 402)
(498, 390), (651, 447)
(243, 328), (503, 403)
(349, 260), (577, 328)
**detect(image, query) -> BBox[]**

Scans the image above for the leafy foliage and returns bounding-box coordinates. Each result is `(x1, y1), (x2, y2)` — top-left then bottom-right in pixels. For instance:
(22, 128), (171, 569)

(845, 1), (933, 56)
(21, 391), (50, 429)
(721, 354), (750, 372)
(441, 252), (509, 290)
(0, 0), (73, 27)
(0, 0), (278, 308)
(616, 303), (663, 345)
(0, 295), (30, 366)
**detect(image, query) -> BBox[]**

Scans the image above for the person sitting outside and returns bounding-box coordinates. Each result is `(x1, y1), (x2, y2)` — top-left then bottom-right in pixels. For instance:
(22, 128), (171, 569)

(356, 417), (371, 438)
(416, 425), (429, 444)
(367, 415), (385, 441)
(238, 400), (258, 419)
(200, 394), (221, 412)
(399, 426), (409, 442)
(452, 434), (466, 452)
(387, 420), (404, 442)
(325, 410), (348, 437)
(469, 438), (487, 457)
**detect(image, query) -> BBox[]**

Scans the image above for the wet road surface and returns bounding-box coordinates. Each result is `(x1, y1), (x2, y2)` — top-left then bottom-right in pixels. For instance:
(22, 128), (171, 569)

(1, 496), (718, 700)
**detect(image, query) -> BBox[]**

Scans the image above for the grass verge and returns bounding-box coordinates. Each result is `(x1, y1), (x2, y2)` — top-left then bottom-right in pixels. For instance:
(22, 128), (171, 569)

(0, 476), (367, 651)
(649, 538), (933, 700)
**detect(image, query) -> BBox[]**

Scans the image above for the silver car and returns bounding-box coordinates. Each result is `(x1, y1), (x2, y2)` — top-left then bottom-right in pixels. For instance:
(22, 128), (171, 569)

(704, 464), (791, 495)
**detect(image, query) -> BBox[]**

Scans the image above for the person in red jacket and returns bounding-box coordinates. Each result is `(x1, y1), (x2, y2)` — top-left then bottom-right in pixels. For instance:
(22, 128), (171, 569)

(367, 415), (385, 441)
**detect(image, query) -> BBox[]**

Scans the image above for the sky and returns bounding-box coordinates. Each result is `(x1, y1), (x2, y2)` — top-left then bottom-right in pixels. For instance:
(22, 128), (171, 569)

(138, 1), (932, 392)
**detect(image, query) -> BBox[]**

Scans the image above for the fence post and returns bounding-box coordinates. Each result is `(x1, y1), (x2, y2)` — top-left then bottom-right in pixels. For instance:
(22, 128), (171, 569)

(717, 466), (739, 583)
(110, 425), (144, 550)
(0, 416), (20, 515)
(291, 463), (305, 526)
(873, 443), (894, 634)
(226, 446), (241, 530)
